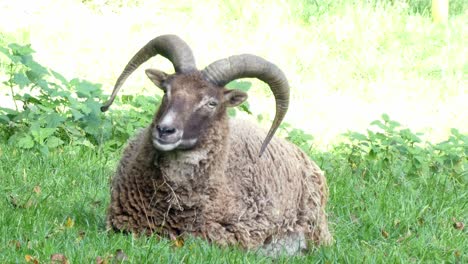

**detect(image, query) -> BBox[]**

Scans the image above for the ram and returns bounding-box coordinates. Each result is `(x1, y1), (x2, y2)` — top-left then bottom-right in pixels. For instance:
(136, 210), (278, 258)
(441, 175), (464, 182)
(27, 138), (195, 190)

(102, 35), (331, 256)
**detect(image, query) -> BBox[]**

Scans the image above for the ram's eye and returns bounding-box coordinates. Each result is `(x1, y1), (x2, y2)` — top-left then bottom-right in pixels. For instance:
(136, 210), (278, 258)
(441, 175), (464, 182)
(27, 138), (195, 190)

(207, 101), (218, 108)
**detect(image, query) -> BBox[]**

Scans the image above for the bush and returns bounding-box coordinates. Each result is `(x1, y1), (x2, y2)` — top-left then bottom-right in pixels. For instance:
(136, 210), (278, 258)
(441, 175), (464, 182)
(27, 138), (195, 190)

(314, 114), (467, 184)
(0, 43), (159, 154)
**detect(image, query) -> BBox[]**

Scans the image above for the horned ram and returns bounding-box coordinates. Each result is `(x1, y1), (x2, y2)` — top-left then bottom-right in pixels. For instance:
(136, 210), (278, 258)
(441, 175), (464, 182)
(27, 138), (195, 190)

(101, 35), (331, 256)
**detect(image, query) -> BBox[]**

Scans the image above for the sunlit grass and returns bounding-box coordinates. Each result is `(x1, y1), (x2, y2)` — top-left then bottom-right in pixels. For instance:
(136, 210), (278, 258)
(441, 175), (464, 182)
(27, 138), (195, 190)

(0, 126), (466, 262)
(0, 0), (467, 147)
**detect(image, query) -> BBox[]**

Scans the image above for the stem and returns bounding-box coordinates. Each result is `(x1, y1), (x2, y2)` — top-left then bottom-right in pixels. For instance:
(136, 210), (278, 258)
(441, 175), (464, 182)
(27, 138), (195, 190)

(8, 63), (18, 111)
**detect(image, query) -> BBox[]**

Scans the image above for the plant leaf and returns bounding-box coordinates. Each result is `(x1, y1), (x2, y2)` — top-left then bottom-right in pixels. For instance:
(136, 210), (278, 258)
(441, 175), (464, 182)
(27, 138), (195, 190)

(46, 136), (64, 148)
(18, 135), (35, 149)
(13, 73), (31, 88)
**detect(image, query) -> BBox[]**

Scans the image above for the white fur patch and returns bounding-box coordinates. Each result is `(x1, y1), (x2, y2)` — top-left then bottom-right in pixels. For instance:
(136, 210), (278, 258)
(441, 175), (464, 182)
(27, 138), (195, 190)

(166, 84), (172, 99)
(195, 95), (211, 110)
(153, 139), (181, 151)
(153, 138), (197, 152)
(181, 138), (197, 146)
(160, 110), (176, 127)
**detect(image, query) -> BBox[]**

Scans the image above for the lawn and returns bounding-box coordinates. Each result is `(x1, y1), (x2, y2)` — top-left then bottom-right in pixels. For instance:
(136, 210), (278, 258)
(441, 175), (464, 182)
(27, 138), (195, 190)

(0, 121), (466, 262)
(0, 0), (466, 262)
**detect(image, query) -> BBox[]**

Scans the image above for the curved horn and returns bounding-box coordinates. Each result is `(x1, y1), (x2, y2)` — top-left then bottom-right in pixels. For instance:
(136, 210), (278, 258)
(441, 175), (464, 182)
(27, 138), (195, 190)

(202, 54), (289, 157)
(101, 34), (196, 112)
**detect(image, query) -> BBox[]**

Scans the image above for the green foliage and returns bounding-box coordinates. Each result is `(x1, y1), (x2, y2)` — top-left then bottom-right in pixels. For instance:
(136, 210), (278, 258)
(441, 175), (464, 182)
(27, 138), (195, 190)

(341, 114), (467, 182)
(305, 116), (467, 262)
(102, 94), (159, 149)
(403, 0), (465, 16)
(282, 122), (315, 152)
(0, 43), (160, 154)
(0, 43), (112, 154)
(288, 0), (466, 24)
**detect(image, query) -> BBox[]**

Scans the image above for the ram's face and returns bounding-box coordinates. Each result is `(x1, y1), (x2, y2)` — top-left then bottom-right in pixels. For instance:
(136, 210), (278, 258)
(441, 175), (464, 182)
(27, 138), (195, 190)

(146, 70), (247, 151)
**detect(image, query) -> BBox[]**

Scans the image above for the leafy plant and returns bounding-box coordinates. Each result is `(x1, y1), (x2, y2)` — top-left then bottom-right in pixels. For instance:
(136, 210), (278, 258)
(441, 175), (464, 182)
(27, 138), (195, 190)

(430, 128), (468, 182)
(102, 94), (160, 149)
(340, 114), (466, 182)
(281, 122), (315, 152)
(0, 43), (141, 153)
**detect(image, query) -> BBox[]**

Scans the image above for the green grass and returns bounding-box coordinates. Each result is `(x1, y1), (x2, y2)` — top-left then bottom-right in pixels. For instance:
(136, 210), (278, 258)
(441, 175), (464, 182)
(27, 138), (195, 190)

(1, 127), (466, 262)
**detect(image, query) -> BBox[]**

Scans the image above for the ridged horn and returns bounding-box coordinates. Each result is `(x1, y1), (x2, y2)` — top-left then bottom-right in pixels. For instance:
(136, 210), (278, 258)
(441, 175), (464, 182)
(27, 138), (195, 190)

(202, 54), (290, 157)
(101, 34), (196, 112)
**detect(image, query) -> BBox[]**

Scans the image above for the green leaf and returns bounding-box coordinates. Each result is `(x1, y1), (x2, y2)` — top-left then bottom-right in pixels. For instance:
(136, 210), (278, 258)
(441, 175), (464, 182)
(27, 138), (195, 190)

(36, 105), (54, 113)
(21, 93), (41, 105)
(39, 145), (49, 156)
(226, 80), (252, 92)
(450, 128), (460, 137)
(0, 107), (19, 115)
(46, 136), (64, 148)
(349, 132), (368, 141)
(12, 73), (30, 88)
(31, 127), (56, 143)
(71, 109), (84, 121)
(0, 114), (10, 123)
(25, 69), (43, 83)
(388, 120), (401, 129)
(0, 46), (21, 63)
(79, 104), (92, 115)
(36, 79), (52, 92)
(23, 59), (48, 76)
(371, 120), (386, 130)
(75, 138), (95, 149)
(382, 113), (390, 122)
(8, 43), (35, 56)
(71, 78), (102, 98)
(65, 125), (83, 137)
(50, 89), (70, 98)
(18, 135), (35, 149)
(238, 102), (252, 115)
(0, 46), (11, 56)
(44, 113), (66, 128)
(50, 69), (68, 85)
(121, 95), (134, 104)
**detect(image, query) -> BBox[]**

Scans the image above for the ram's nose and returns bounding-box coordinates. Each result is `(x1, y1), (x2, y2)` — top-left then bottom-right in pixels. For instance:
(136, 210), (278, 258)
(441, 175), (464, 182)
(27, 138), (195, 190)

(156, 125), (177, 137)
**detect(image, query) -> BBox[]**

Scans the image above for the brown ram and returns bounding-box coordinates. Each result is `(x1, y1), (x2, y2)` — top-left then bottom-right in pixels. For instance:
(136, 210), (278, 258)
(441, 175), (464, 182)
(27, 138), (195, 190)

(102, 35), (331, 256)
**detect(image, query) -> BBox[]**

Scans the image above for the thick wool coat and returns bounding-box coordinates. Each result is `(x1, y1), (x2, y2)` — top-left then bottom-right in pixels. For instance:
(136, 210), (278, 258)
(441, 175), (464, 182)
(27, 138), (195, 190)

(107, 116), (331, 255)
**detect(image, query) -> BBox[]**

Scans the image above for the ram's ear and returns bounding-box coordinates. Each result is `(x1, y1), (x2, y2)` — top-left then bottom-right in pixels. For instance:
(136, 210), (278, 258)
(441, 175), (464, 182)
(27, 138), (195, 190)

(145, 69), (169, 90)
(223, 89), (248, 107)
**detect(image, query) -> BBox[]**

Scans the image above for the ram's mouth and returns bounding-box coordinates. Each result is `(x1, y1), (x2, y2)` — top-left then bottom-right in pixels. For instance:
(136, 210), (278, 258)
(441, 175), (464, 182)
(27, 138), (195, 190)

(153, 138), (181, 151)
(152, 137), (198, 151)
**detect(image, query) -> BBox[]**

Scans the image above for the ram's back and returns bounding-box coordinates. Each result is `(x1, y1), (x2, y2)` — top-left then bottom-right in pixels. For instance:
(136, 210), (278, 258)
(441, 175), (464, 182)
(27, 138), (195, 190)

(225, 119), (331, 248)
